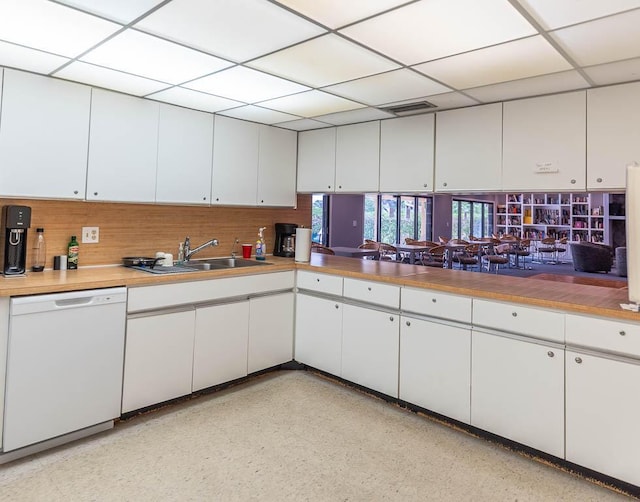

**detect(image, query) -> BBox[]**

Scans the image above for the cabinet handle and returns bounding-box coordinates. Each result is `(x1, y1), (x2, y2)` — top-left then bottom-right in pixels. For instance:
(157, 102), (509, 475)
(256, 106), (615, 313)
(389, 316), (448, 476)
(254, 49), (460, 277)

(547, 351), (554, 358)
(260, 199), (264, 203)
(443, 182), (448, 187)
(431, 298), (437, 303)
(334, 304), (339, 309)
(575, 357), (583, 364)
(73, 190), (78, 195)
(406, 321), (411, 326)
(338, 185), (342, 189)
(512, 311), (518, 317)
(423, 183), (428, 188)
(203, 196), (207, 200)
(571, 179), (576, 184)
(93, 191), (98, 196)
(216, 198), (219, 202)
(619, 330), (626, 336)
(367, 287), (372, 291)
(316, 278), (320, 282)
(596, 177), (603, 183)
(389, 316), (394, 322)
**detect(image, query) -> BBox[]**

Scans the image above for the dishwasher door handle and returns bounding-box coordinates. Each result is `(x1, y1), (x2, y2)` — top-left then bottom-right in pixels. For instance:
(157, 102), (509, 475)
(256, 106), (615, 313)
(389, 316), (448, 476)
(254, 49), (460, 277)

(55, 297), (95, 308)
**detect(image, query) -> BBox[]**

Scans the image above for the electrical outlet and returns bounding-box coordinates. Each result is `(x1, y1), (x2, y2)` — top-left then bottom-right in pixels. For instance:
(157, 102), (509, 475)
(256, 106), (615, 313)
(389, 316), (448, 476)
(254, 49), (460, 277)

(82, 226), (99, 244)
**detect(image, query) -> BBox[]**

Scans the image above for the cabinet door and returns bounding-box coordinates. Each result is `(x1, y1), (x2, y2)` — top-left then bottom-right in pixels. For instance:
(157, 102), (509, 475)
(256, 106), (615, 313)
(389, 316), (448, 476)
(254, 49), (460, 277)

(379, 115), (434, 193)
(566, 350), (640, 487)
(156, 104), (213, 205)
(587, 82), (640, 191)
(211, 115), (259, 205)
(399, 316), (471, 424)
(87, 89), (159, 202)
(503, 91), (586, 192)
(297, 127), (336, 192)
(248, 292), (294, 373)
(335, 121), (380, 192)
(435, 103), (502, 192)
(257, 126), (297, 207)
(122, 309), (195, 413)
(471, 331), (564, 457)
(0, 69), (90, 199)
(193, 301), (249, 391)
(294, 293), (343, 376)
(341, 304), (399, 397)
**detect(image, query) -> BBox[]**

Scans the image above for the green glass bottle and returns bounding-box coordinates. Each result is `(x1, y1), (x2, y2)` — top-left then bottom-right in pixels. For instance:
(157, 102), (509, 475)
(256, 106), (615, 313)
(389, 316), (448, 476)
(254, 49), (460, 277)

(68, 235), (79, 270)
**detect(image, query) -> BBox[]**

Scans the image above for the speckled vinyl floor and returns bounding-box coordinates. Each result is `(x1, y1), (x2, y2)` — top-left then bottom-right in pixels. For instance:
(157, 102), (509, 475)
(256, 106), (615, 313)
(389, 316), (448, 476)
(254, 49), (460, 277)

(0, 371), (633, 501)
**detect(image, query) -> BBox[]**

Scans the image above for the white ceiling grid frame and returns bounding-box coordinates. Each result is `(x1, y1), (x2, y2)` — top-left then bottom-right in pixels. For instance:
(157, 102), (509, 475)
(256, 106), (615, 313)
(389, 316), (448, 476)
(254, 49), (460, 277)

(185, 66), (311, 103)
(322, 68), (450, 105)
(146, 86), (245, 113)
(550, 9), (640, 67)
(515, 0), (640, 30)
(258, 90), (365, 117)
(413, 36), (572, 90)
(248, 33), (400, 87)
(54, 0), (167, 24)
(219, 105), (300, 124)
(584, 57), (640, 85)
(339, 0), (537, 65)
(134, 0), (327, 62)
(80, 29), (234, 85)
(0, 41), (69, 74)
(0, 0), (121, 57)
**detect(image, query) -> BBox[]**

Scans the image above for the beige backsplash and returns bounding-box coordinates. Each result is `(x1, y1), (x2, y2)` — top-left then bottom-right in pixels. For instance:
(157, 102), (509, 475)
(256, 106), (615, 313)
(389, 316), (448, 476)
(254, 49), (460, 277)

(1, 196), (312, 268)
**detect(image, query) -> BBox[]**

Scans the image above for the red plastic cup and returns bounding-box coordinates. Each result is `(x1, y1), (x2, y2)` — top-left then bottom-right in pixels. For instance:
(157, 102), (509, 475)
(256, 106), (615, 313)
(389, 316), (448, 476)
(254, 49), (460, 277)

(242, 244), (252, 259)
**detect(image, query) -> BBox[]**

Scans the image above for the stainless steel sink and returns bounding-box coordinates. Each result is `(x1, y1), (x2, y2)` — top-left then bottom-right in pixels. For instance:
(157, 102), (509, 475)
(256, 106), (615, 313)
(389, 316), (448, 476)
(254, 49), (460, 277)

(183, 258), (272, 270)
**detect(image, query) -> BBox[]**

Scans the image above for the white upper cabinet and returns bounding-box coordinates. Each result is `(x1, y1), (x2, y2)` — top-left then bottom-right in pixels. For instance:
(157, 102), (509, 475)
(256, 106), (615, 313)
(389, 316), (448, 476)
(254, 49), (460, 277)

(502, 91), (586, 192)
(335, 121), (380, 193)
(87, 89), (159, 202)
(156, 104), (213, 205)
(0, 69), (91, 200)
(379, 115), (434, 193)
(297, 127), (336, 192)
(211, 115), (259, 206)
(587, 82), (640, 191)
(257, 125), (297, 207)
(435, 103), (503, 192)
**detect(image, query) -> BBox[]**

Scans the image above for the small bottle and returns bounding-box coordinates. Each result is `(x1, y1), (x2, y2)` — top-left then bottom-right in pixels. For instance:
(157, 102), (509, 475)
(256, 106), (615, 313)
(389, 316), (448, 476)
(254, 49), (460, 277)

(68, 235), (79, 270)
(255, 227), (266, 261)
(177, 242), (185, 265)
(31, 228), (46, 272)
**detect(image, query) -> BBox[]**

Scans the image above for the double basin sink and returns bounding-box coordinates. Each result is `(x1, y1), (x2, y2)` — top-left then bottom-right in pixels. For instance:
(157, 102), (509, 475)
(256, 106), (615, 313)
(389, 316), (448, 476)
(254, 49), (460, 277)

(181, 257), (272, 271)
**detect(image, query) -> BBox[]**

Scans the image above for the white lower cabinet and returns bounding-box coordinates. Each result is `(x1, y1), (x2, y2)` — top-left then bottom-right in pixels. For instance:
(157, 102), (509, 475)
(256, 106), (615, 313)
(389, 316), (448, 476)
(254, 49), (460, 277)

(399, 316), (471, 424)
(294, 293), (343, 376)
(566, 350), (640, 486)
(341, 304), (399, 398)
(248, 292), (294, 374)
(192, 301), (250, 392)
(471, 330), (565, 458)
(122, 309), (196, 413)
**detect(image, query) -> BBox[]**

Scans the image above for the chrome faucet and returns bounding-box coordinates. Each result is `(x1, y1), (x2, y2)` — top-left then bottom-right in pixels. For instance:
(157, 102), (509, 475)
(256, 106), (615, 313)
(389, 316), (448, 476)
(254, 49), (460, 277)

(183, 236), (219, 262)
(230, 237), (239, 258)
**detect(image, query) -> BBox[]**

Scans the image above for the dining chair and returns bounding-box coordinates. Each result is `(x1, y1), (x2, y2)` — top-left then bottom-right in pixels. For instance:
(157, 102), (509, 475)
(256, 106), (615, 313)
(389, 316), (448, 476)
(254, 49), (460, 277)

(537, 237), (557, 264)
(421, 245), (445, 267)
(482, 240), (510, 273)
(377, 242), (398, 261)
(357, 242), (380, 259)
(311, 242), (335, 255)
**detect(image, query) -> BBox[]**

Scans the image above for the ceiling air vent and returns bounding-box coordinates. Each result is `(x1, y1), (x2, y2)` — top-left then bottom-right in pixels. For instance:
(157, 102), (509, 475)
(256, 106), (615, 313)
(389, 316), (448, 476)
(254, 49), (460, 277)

(382, 100), (437, 116)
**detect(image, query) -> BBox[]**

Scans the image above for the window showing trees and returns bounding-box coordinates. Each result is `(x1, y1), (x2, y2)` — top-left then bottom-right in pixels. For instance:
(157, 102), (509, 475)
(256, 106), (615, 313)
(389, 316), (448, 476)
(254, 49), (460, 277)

(364, 194), (432, 244)
(311, 194), (329, 244)
(451, 199), (494, 240)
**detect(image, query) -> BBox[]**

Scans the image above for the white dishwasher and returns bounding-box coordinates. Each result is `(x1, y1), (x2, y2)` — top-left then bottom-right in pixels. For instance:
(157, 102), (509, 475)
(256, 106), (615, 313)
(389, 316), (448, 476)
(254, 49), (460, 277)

(3, 287), (126, 453)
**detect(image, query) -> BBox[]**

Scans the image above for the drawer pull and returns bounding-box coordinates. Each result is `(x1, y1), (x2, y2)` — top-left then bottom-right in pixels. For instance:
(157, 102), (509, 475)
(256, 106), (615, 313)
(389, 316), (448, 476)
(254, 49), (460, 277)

(389, 316), (394, 322)
(512, 312), (518, 317)
(575, 357), (583, 364)
(596, 177), (603, 183)
(334, 304), (339, 309)
(406, 321), (411, 326)
(547, 351), (554, 358)
(619, 330), (626, 336)
(316, 278), (320, 282)
(367, 287), (372, 291)
(431, 298), (437, 303)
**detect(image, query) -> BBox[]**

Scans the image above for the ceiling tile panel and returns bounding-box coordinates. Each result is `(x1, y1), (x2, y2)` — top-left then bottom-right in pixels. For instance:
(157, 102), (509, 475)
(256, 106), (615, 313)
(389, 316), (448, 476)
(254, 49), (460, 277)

(550, 9), (640, 66)
(135, 0), (326, 62)
(219, 105), (300, 124)
(516, 0), (640, 30)
(312, 107), (395, 125)
(55, 0), (165, 24)
(274, 0), (411, 29)
(413, 36), (571, 90)
(340, 0), (536, 65)
(258, 90), (365, 117)
(81, 30), (233, 84)
(583, 57), (640, 85)
(0, 41), (70, 74)
(185, 66), (310, 103)
(273, 118), (332, 131)
(54, 61), (171, 96)
(0, 0), (121, 57)
(146, 86), (245, 113)
(322, 69), (450, 106)
(464, 70), (589, 102)
(248, 34), (399, 87)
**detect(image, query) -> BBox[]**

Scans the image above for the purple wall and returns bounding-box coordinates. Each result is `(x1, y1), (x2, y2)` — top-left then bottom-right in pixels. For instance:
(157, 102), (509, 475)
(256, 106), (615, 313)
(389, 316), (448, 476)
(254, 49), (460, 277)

(328, 194), (365, 247)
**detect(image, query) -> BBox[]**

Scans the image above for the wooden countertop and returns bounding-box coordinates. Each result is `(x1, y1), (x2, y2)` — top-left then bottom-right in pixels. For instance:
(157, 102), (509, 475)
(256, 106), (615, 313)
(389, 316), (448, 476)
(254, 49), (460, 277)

(1, 255), (638, 322)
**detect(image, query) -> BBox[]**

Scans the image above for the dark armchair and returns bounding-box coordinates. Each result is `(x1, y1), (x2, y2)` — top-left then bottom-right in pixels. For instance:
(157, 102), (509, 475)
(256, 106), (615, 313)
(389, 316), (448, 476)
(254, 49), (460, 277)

(570, 242), (613, 273)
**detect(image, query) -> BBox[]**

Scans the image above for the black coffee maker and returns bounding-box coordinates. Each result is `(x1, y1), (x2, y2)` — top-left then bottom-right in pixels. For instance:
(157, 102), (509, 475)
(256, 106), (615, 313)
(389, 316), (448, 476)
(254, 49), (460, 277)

(1, 205), (31, 276)
(273, 223), (298, 257)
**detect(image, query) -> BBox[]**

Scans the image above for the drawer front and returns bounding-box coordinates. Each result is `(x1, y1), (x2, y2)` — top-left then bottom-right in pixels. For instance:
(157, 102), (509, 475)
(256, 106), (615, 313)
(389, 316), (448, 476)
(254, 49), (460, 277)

(343, 278), (400, 309)
(473, 299), (564, 343)
(296, 270), (343, 296)
(401, 287), (471, 323)
(566, 314), (640, 357)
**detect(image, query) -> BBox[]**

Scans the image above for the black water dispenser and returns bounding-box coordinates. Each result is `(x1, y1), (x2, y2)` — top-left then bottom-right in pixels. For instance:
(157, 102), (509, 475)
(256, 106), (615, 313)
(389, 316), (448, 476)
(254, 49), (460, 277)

(1, 205), (31, 275)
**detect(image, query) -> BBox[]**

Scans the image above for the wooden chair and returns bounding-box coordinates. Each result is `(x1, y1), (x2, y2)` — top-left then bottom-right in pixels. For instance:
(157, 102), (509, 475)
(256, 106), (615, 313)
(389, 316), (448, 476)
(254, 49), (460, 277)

(357, 242), (380, 259)
(513, 238), (532, 268)
(555, 237), (568, 263)
(310, 242), (335, 255)
(482, 240), (510, 273)
(456, 244), (480, 271)
(377, 242), (398, 261)
(537, 237), (557, 264)
(421, 245), (445, 267)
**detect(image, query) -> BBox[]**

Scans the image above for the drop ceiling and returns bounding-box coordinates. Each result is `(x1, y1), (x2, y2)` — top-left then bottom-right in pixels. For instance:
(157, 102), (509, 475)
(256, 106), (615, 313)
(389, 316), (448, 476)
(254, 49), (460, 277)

(1, 0), (640, 130)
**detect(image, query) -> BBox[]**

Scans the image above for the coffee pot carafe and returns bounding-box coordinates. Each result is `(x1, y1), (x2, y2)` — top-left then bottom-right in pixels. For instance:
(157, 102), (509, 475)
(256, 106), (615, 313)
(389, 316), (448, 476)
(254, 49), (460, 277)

(1, 205), (31, 275)
(273, 223), (298, 257)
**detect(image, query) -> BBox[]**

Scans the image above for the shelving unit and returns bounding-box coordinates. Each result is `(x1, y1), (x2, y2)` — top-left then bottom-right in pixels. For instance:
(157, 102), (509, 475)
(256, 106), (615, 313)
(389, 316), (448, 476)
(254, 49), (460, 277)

(496, 193), (608, 243)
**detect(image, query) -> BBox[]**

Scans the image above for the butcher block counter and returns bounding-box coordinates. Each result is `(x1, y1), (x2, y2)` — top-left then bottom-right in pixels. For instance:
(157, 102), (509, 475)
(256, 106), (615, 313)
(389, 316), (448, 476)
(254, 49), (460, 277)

(0, 254), (636, 321)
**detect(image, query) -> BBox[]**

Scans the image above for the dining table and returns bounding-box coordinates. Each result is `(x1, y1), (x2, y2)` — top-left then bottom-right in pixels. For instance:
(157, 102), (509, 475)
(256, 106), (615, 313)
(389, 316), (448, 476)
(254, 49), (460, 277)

(331, 246), (380, 259)
(393, 243), (434, 265)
